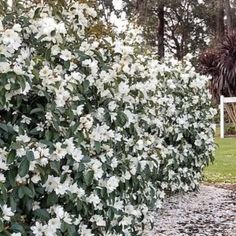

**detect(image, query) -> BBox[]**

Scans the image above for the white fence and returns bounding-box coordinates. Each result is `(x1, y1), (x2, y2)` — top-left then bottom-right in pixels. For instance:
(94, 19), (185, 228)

(220, 95), (236, 138)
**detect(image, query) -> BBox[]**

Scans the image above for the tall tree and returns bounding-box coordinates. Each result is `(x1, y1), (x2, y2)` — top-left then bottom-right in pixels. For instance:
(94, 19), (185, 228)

(225, 0), (233, 31)
(216, 0), (225, 39)
(157, 3), (165, 59)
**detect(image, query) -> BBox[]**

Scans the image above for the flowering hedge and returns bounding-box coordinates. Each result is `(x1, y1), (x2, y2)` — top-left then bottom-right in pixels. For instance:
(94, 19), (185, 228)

(0, 2), (215, 236)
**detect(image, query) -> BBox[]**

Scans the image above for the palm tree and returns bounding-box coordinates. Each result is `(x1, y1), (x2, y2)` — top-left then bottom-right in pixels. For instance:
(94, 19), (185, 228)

(200, 31), (236, 127)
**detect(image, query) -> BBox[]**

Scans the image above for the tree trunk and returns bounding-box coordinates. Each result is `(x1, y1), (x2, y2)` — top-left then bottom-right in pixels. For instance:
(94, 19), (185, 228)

(157, 4), (165, 59)
(135, 0), (148, 25)
(224, 0), (232, 31)
(216, 0), (225, 39)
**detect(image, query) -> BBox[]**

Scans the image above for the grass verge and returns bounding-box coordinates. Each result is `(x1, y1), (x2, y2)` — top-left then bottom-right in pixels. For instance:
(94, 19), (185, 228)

(204, 137), (236, 183)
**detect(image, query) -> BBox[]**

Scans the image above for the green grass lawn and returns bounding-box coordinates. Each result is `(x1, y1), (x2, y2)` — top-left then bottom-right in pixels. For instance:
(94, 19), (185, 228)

(204, 137), (236, 183)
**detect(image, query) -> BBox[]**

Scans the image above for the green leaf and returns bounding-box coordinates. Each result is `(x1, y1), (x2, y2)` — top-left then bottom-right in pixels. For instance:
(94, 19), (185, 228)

(22, 186), (34, 198)
(107, 208), (114, 220)
(67, 224), (76, 236)
(45, 49), (51, 60)
(0, 183), (7, 202)
(10, 142), (22, 150)
(0, 123), (8, 132)
(30, 107), (44, 114)
(26, 150), (34, 161)
(64, 61), (70, 70)
(0, 220), (4, 232)
(50, 161), (60, 175)
(117, 111), (128, 127)
(11, 223), (26, 235)
(24, 198), (33, 212)
(76, 199), (83, 211)
(33, 7), (41, 19)
(46, 192), (58, 207)
(82, 80), (90, 93)
(7, 150), (16, 164)
(0, 93), (6, 106)
(76, 132), (84, 144)
(92, 49), (104, 64)
(94, 141), (101, 153)
(33, 209), (50, 221)
(7, 168), (17, 187)
(10, 196), (17, 212)
(19, 159), (30, 177)
(61, 222), (67, 233)
(18, 187), (25, 199)
(45, 130), (52, 141)
(18, 77), (26, 91)
(84, 171), (94, 186)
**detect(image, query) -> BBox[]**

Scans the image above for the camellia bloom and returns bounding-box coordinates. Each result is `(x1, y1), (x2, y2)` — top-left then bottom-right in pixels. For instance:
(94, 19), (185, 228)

(1, 205), (14, 221)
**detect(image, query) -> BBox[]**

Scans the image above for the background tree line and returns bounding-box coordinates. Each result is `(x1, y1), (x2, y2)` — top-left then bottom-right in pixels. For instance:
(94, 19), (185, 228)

(99, 0), (236, 60)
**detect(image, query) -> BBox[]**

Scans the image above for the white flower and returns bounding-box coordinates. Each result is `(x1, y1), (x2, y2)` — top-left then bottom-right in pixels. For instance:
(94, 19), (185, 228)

(0, 62), (10, 74)
(77, 188), (85, 197)
(0, 20), (3, 31)
(51, 45), (60, 56)
(90, 215), (106, 226)
(53, 142), (67, 160)
(13, 23), (22, 32)
(35, 17), (57, 38)
(194, 139), (202, 147)
(1, 205), (14, 221)
(108, 101), (117, 111)
(2, 29), (22, 52)
(16, 134), (31, 143)
(90, 124), (114, 142)
(56, 22), (67, 34)
(85, 7), (97, 18)
(82, 59), (98, 76)
(13, 64), (24, 75)
(21, 115), (31, 124)
(31, 222), (45, 236)
(43, 175), (60, 193)
(0, 173), (6, 182)
(119, 216), (132, 226)
(78, 223), (94, 236)
(118, 82), (129, 94)
(63, 212), (72, 224)
(55, 87), (70, 107)
(113, 200), (124, 210)
(47, 218), (61, 231)
(45, 112), (53, 122)
(71, 148), (84, 162)
(52, 205), (65, 219)
(39, 66), (52, 78)
(60, 49), (73, 61)
(87, 193), (101, 206)
(31, 174), (41, 184)
(76, 105), (84, 116)
(106, 176), (119, 193)
(12, 233), (22, 236)
(80, 114), (93, 130)
(36, 122), (45, 132)
(90, 160), (103, 180)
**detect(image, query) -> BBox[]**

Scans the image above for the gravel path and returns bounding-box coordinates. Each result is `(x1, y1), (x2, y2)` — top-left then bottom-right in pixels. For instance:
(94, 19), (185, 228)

(146, 185), (236, 236)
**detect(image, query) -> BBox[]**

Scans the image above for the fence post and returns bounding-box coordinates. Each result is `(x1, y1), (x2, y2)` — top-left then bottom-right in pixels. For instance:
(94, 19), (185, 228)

(220, 95), (224, 139)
